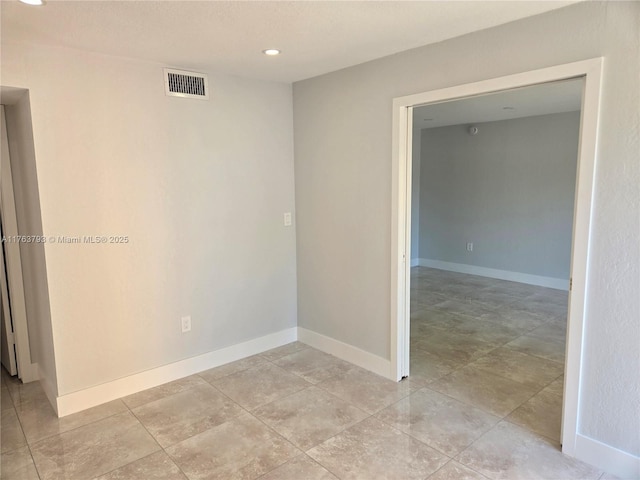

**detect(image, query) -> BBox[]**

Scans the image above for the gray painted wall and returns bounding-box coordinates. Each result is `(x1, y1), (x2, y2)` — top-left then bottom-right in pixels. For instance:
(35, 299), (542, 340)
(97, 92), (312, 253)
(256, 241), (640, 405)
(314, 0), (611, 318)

(418, 112), (580, 280)
(293, 1), (639, 456)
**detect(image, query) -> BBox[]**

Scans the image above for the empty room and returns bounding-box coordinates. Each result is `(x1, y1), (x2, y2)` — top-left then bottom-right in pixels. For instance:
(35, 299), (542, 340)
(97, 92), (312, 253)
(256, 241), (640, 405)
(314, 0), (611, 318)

(409, 80), (581, 446)
(1, 1), (638, 479)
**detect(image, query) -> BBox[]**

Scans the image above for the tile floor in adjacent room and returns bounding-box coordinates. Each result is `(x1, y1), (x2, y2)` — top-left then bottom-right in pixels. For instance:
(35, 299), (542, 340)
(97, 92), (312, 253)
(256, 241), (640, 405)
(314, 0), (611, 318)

(0, 267), (619, 479)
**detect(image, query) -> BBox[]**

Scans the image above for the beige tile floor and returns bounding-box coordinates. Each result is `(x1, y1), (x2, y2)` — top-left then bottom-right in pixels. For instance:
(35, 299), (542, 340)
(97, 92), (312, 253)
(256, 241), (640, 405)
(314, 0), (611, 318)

(0, 267), (620, 479)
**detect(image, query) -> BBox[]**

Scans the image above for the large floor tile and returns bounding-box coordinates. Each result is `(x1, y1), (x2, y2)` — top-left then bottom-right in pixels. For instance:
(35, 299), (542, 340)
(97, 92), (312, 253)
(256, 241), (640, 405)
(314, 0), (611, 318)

(254, 386), (368, 450)
(166, 413), (300, 480)
(272, 348), (356, 384)
(1, 446), (40, 480)
(526, 321), (567, 343)
(409, 350), (458, 383)
(376, 388), (500, 456)
(15, 394), (129, 444)
(95, 451), (187, 479)
(260, 342), (309, 361)
(30, 411), (160, 480)
(429, 365), (539, 417)
(5, 380), (49, 412)
(411, 307), (457, 328)
(426, 313), (527, 345)
(510, 294), (568, 317)
(198, 354), (267, 384)
(481, 306), (550, 331)
(1, 383), (13, 411)
(469, 348), (564, 389)
(411, 290), (449, 307)
(457, 421), (601, 480)
(132, 383), (244, 447)
(258, 454), (338, 480)
(505, 334), (566, 363)
(411, 321), (447, 341)
(432, 299), (498, 319)
(413, 330), (496, 367)
(213, 362), (310, 411)
(544, 375), (564, 396)
(481, 279), (533, 293)
(122, 375), (208, 409)
(316, 368), (418, 414)
(429, 460), (490, 480)
(442, 286), (518, 309)
(468, 290), (522, 309)
(506, 388), (562, 442)
(1, 408), (27, 453)
(307, 417), (447, 480)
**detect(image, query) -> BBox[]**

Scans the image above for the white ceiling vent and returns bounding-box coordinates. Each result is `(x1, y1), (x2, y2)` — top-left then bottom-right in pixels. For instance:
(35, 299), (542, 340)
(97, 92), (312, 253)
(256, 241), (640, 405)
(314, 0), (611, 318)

(164, 68), (209, 100)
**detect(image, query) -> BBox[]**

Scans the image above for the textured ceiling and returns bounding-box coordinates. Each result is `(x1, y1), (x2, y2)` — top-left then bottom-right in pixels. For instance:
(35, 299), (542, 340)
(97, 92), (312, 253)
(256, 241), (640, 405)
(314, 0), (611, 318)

(1, 0), (578, 83)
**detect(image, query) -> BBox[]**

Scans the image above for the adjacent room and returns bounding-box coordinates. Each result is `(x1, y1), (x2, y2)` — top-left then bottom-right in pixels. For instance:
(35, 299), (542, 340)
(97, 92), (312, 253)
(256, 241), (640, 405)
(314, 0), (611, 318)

(409, 80), (582, 445)
(1, 1), (638, 479)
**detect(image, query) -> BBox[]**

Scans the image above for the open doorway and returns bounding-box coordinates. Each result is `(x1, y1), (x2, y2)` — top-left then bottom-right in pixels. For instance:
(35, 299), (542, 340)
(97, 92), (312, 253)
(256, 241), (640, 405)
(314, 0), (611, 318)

(390, 59), (603, 459)
(1, 207), (18, 376)
(408, 78), (582, 447)
(0, 96), (42, 385)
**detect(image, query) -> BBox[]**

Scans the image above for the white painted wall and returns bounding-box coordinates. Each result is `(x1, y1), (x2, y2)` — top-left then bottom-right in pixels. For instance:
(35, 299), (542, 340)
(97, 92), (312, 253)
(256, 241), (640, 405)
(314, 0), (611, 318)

(418, 112), (580, 280)
(293, 1), (639, 458)
(1, 43), (297, 396)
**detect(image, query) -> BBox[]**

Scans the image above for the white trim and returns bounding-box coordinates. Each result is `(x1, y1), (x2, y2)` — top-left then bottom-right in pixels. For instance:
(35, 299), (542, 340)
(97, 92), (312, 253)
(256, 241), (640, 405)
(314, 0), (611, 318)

(561, 57), (604, 457)
(55, 327), (297, 417)
(390, 103), (412, 382)
(575, 434), (640, 479)
(17, 362), (39, 383)
(417, 258), (568, 291)
(410, 258), (419, 267)
(391, 58), (604, 461)
(298, 327), (392, 379)
(0, 106), (37, 383)
(38, 365), (58, 416)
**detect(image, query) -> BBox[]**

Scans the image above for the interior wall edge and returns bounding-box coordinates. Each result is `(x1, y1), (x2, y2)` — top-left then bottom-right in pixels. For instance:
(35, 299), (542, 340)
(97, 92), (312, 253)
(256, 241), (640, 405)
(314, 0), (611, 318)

(297, 327), (392, 379)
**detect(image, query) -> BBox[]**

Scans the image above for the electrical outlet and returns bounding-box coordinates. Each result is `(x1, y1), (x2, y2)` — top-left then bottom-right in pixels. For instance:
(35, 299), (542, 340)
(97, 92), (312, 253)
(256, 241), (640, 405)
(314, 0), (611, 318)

(466, 242), (473, 252)
(283, 212), (292, 227)
(181, 315), (191, 333)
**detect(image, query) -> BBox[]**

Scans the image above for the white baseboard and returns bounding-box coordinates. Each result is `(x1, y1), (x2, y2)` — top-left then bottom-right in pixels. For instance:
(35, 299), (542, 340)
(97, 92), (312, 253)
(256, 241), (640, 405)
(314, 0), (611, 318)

(38, 365), (59, 416)
(575, 433), (640, 479)
(55, 327), (298, 417)
(410, 258), (419, 267)
(20, 362), (39, 384)
(297, 327), (392, 380)
(417, 258), (568, 291)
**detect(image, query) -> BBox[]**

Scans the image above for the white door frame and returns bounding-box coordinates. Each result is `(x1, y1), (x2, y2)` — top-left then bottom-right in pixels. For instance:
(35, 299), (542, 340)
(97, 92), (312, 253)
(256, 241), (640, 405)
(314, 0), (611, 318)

(1, 105), (38, 382)
(1, 198), (18, 376)
(390, 58), (603, 457)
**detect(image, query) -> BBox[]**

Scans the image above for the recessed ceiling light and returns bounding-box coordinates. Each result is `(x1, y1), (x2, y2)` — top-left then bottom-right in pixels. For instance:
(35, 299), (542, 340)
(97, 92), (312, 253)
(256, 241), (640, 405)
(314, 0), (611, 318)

(263, 49), (281, 56)
(19, 0), (45, 5)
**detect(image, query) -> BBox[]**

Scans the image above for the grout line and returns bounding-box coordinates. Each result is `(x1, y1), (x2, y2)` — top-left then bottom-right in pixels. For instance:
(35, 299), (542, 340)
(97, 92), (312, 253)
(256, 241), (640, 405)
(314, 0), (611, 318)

(21, 400), (130, 447)
(425, 458), (492, 480)
(410, 272), (568, 445)
(124, 399), (191, 480)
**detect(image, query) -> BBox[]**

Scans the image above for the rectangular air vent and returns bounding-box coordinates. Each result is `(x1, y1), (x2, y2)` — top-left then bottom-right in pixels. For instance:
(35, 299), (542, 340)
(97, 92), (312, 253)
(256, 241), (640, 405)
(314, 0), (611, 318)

(164, 68), (209, 100)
